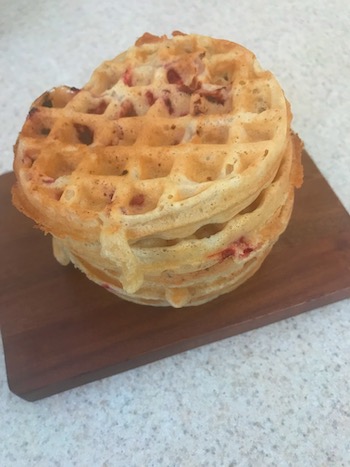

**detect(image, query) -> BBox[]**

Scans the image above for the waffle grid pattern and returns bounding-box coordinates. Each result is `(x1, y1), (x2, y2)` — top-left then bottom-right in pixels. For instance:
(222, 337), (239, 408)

(13, 33), (303, 307)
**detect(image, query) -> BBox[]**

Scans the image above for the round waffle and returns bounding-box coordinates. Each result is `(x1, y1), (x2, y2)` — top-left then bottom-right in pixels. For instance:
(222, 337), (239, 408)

(12, 32), (303, 307)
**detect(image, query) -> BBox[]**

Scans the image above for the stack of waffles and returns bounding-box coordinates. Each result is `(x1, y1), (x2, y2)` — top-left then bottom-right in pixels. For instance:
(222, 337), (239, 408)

(12, 32), (303, 307)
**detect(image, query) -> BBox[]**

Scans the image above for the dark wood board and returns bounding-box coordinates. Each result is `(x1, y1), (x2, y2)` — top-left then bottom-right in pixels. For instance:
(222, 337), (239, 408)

(0, 151), (349, 401)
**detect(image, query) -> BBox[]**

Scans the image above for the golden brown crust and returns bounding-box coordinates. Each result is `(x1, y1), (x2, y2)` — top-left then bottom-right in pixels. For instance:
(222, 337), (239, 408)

(12, 33), (303, 307)
(135, 32), (167, 46)
(291, 132), (304, 189)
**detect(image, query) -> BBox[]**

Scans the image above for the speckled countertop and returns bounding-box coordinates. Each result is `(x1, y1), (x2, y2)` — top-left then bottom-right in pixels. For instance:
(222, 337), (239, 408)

(0, 1), (349, 465)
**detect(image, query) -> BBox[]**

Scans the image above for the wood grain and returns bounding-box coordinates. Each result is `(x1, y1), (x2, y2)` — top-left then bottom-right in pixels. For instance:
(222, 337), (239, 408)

(0, 151), (349, 401)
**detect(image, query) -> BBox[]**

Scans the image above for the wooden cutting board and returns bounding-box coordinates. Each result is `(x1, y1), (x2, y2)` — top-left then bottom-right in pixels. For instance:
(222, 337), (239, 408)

(1, 151), (349, 401)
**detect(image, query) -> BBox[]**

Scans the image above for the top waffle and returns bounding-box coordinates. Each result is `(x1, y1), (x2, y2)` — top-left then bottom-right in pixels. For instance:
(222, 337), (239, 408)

(12, 32), (302, 297)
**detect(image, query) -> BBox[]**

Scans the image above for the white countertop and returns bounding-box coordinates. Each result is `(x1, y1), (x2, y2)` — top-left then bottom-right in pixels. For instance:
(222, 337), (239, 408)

(1, 0), (349, 465)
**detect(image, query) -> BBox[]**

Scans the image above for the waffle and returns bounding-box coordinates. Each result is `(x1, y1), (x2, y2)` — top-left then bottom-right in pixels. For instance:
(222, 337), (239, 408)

(13, 32), (303, 307)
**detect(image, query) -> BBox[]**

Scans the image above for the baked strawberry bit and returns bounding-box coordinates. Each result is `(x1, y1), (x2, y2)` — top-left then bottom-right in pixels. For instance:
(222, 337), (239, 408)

(178, 80), (201, 95)
(88, 100), (108, 114)
(210, 237), (255, 262)
(200, 87), (226, 105)
(145, 90), (156, 106)
(167, 68), (182, 85)
(54, 190), (63, 201)
(129, 193), (145, 206)
(74, 123), (94, 145)
(166, 67), (202, 96)
(41, 176), (55, 184)
(22, 154), (35, 168)
(119, 100), (137, 118)
(122, 68), (133, 87)
(163, 95), (174, 115)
